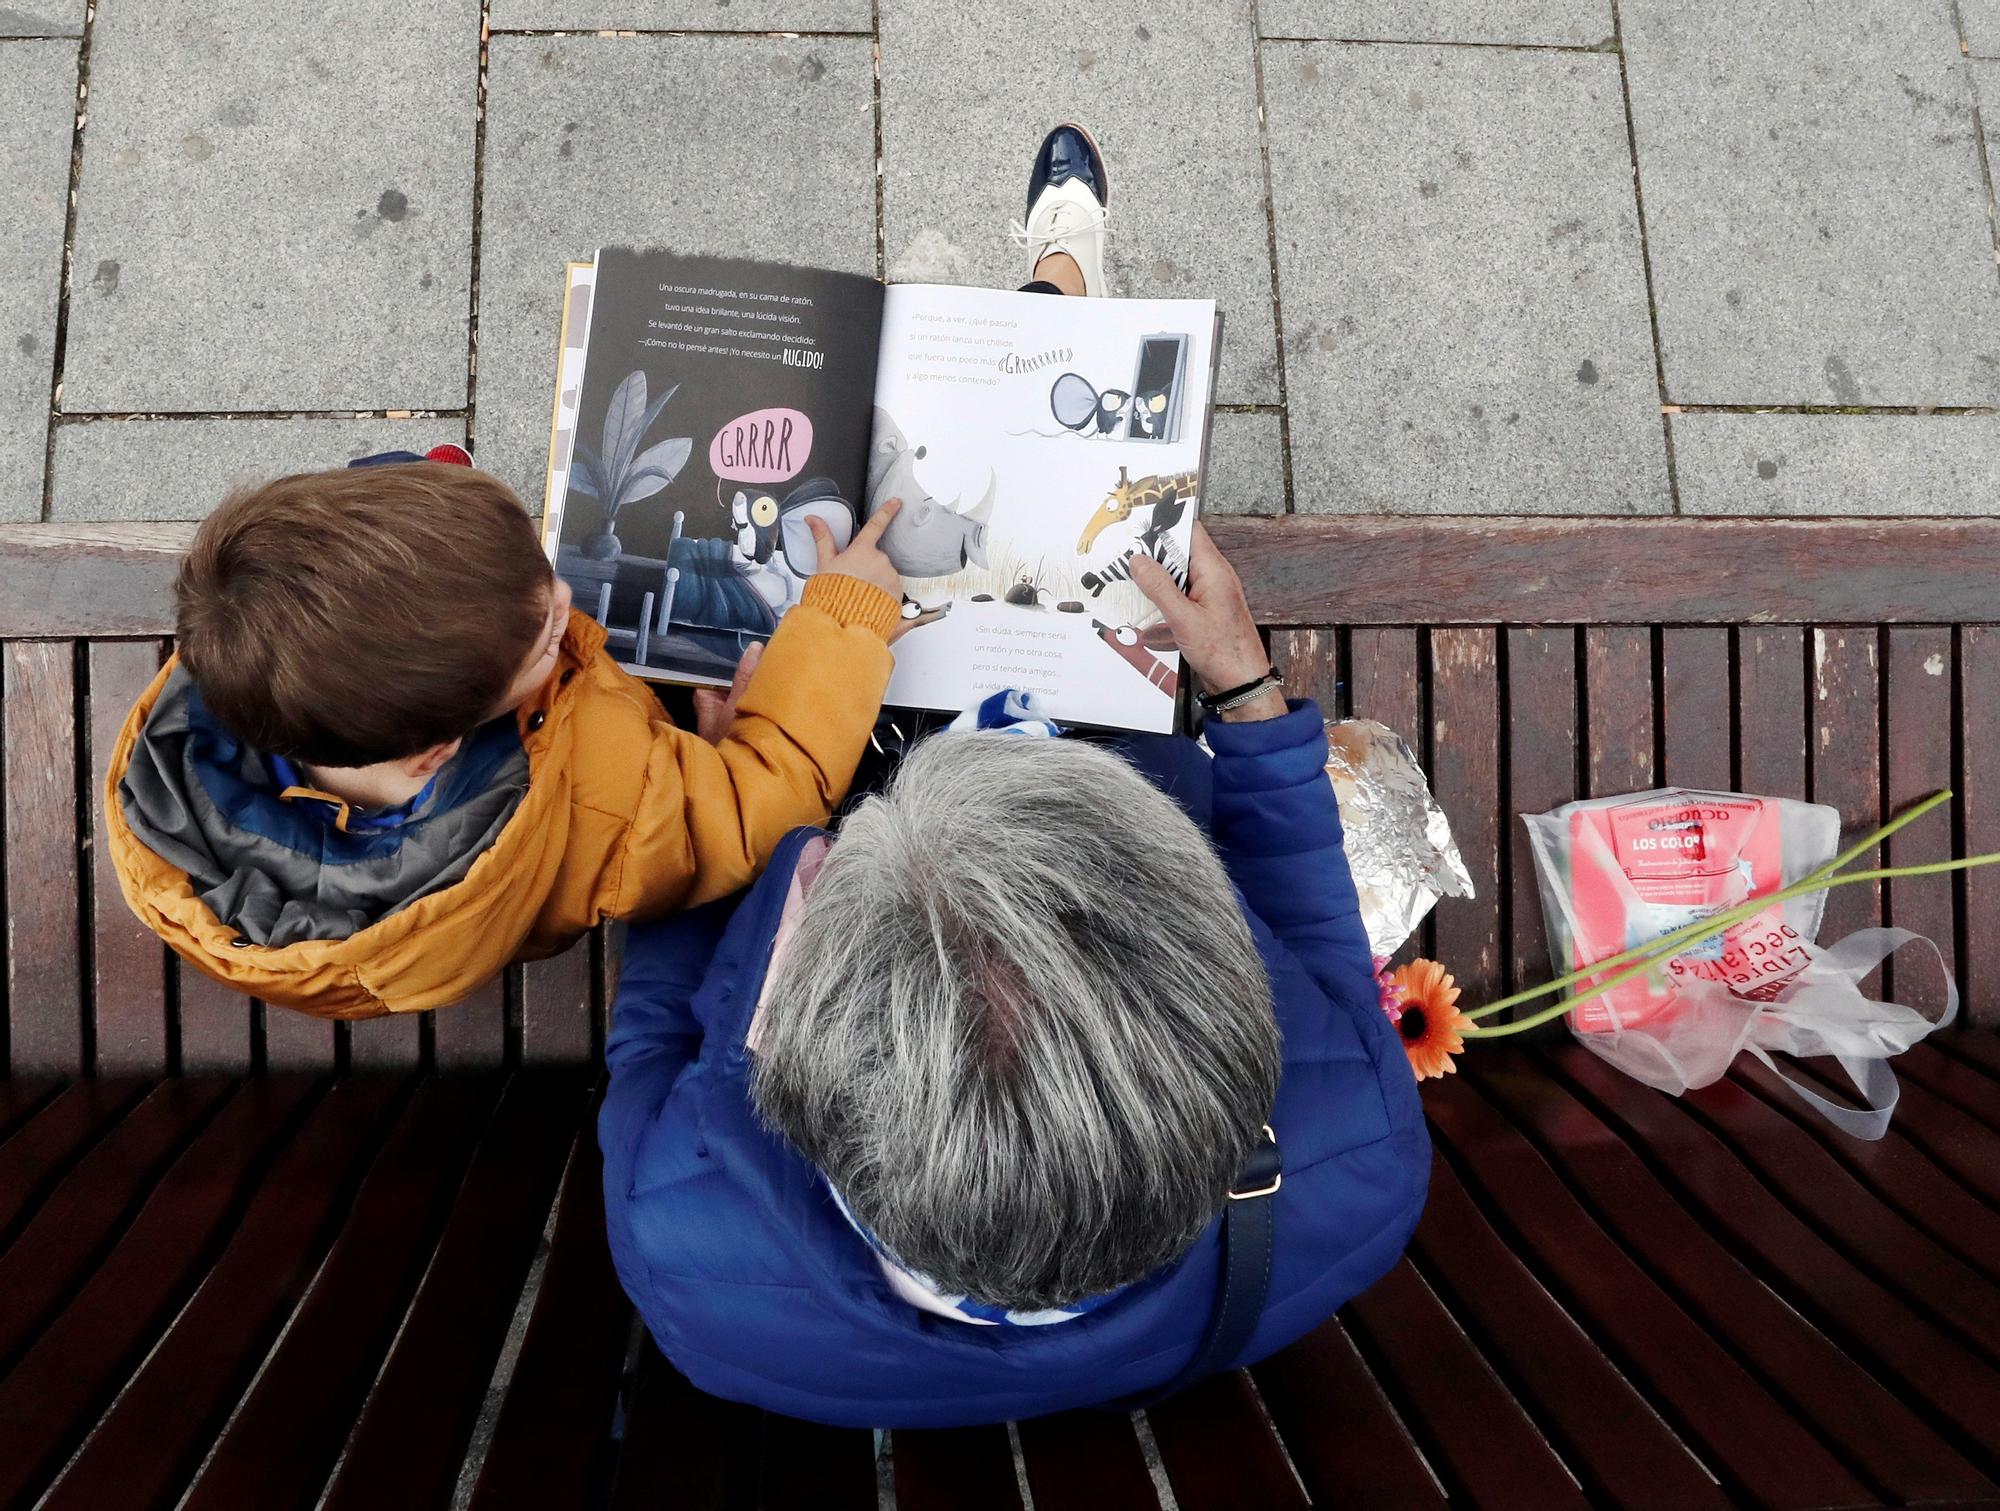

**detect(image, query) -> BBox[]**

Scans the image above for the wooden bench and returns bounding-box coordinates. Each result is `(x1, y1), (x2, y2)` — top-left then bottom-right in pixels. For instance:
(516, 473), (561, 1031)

(2, 515), (1998, 1510)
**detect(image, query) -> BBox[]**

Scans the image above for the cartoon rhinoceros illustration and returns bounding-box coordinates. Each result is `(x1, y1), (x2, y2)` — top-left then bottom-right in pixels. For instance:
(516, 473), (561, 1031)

(866, 407), (997, 579)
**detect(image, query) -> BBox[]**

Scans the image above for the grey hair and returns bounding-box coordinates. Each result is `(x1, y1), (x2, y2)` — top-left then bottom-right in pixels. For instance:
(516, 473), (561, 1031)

(751, 732), (1281, 1312)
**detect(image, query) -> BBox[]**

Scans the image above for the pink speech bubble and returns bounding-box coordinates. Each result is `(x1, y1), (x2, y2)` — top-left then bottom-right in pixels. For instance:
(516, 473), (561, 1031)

(709, 408), (812, 484)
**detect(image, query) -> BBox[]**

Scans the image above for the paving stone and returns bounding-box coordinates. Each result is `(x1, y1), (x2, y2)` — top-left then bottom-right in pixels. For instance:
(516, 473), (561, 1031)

(1203, 411), (1287, 515)
(475, 33), (876, 506)
(1263, 43), (1667, 514)
(61, 0), (479, 413)
(489, 0), (872, 28)
(1965, 2), (2000, 58)
(50, 417), (462, 521)
(1622, 0), (2000, 406)
(0, 40), (75, 522)
(879, 0), (1279, 406)
(1258, 0), (1613, 47)
(1670, 412), (2000, 516)
(0, 2), (82, 36)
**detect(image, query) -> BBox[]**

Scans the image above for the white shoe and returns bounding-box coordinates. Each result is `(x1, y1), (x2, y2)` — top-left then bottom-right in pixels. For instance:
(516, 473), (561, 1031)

(1010, 124), (1112, 296)
(1012, 180), (1111, 297)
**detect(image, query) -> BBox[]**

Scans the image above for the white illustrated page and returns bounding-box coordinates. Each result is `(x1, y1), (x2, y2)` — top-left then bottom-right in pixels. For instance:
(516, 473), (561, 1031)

(869, 283), (1218, 733)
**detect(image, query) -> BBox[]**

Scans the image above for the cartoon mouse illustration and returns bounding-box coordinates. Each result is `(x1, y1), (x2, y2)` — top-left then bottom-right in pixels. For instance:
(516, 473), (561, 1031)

(728, 476), (856, 614)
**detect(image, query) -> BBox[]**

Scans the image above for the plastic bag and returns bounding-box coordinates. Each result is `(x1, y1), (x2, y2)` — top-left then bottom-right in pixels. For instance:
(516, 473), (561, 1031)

(1524, 788), (1957, 1139)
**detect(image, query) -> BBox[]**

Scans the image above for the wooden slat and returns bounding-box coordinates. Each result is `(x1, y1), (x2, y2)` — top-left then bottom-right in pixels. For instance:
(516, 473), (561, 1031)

(0, 1078), (232, 1368)
(759, 1416), (877, 1510)
(1736, 626), (1807, 798)
(13, 517), (2000, 634)
(261, 1002), (337, 1074)
(1411, 1152), (1725, 1508)
(600, 924), (623, 1050)
(319, 1072), (586, 1511)
(1583, 627), (1655, 796)
(1465, 1058), (1969, 1505)
(0, 1079), (59, 1145)
(1733, 1053), (2000, 1286)
(1937, 1029), (2000, 1085)
(1269, 626), (1342, 713)
(1428, 629), (1502, 1003)
(86, 640), (170, 1073)
(1014, 1411), (1160, 1511)
(435, 970), (508, 1072)
(1678, 1055), (2000, 1321)
(5, 640), (84, 1075)
(181, 1076), (502, 1511)
(1897, 1041), (2000, 1132)
(1505, 627), (1578, 1001)
(1422, 1070), (1871, 1507)
(1790, 1053), (2000, 1211)
(1345, 628), (1420, 745)
(0, 1078), (147, 1247)
(609, 1342), (763, 1511)
(38, 1077), (410, 1511)
(346, 1010), (423, 1072)
(175, 967), (253, 1074)
(1251, 1319), (1444, 1507)
(0, 522), (194, 636)
(1342, 1257), (1589, 1508)
(893, 1426), (1024, 1511)
(1145, 1373), (1309, 1511)
(1883, 629), (1957, 1016)
(1811, 626), (1883, 933)
(1548, 1047), (2000, 1488)
(1209, 516), (2000, 625)
(0, 1076), (320, 1509)
(1965, 627), (1999, 1027)
(468, 1113), (632, 1511)
(521, 944), (594, 1065)
(1659, 628), (1732, 791)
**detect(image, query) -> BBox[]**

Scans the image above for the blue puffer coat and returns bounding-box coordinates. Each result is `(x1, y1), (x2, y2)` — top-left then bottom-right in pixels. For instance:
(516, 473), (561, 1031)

(598, 701), (1430, 1427)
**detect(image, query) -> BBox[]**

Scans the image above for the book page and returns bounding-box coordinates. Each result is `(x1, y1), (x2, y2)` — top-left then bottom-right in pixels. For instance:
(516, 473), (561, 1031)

(870, 283), (1218, 733)
(549, 248), (885, 686)
(540, 260), (595, 548)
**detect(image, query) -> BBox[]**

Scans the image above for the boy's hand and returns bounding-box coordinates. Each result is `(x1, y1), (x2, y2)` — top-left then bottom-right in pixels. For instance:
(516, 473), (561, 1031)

(694, 641), (761, 744)
(1128, 523), (1287, 723)
(808, 496), (904, 602)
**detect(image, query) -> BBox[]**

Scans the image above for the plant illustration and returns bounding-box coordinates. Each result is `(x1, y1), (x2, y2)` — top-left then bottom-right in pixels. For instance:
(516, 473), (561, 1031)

(570, 370), (693, 559)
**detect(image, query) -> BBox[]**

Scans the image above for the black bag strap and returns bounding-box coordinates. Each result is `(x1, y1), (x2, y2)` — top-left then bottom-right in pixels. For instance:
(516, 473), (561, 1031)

(1120, 1124), (1281, 1409)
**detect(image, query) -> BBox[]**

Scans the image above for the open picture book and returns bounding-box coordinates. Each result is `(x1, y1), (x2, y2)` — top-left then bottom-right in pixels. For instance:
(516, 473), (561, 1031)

(541, 247), (1221, 733)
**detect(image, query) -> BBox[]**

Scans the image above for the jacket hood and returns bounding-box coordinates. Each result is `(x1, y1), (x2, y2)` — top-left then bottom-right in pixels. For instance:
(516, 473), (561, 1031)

(118, 668), (530, 948)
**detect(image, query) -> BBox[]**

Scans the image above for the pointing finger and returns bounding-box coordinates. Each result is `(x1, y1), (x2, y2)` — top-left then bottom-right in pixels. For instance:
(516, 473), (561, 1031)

(854, 496), (903, 548)
(805, 515), (835, 568)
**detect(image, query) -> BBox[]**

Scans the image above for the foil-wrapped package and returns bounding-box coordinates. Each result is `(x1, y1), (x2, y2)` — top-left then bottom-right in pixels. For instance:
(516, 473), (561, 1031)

(1325, 719), (1474, 959)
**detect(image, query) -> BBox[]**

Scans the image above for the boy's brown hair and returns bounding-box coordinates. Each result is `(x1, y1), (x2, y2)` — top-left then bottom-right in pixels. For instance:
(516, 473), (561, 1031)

(176, 463), (554, 767)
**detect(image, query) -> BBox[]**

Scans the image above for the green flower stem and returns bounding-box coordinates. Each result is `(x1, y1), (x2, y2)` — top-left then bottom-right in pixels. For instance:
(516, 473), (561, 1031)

(1462, 850), (2000, 1040)
(1462, 790), (1955, 1023)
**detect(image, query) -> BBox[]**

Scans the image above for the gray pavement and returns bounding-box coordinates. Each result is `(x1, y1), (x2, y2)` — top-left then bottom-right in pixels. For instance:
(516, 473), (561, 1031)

(6, 1), (2000, 524)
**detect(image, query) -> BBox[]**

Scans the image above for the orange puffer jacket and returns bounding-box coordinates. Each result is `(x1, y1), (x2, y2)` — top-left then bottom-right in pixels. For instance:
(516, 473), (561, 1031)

(103, 574), (898, 1020)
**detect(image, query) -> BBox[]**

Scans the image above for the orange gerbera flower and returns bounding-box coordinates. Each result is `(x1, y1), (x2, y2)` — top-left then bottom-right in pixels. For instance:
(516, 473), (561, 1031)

(1387, 959), (1470, 1080)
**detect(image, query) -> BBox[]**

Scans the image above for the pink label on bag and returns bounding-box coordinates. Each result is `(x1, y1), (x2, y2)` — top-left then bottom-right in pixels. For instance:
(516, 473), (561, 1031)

(1569, 796), (1806, 1031)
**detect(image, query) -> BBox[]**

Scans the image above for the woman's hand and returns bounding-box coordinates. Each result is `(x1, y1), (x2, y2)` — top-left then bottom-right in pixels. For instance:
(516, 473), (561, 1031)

(1128, 523), (1288, 723)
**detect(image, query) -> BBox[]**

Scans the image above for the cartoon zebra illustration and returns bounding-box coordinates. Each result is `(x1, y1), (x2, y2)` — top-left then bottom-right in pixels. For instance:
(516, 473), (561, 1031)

(1080, 529), (1189, 598)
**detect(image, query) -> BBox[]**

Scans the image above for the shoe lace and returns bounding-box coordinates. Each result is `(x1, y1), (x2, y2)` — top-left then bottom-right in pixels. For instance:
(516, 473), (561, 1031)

(1008, 196), (1110, 250)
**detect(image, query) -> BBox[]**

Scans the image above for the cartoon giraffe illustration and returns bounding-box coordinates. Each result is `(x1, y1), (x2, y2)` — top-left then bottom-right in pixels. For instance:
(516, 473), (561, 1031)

(1075, 467), (1201, 553)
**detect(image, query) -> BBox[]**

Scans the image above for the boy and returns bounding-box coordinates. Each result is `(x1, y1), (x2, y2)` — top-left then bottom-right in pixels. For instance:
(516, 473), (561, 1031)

(103, 456), (904, 1020)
